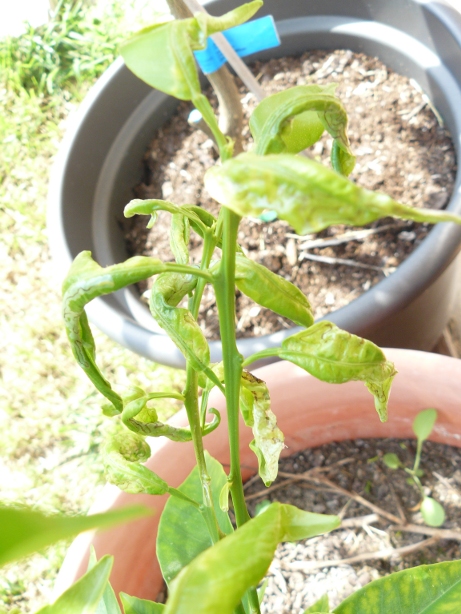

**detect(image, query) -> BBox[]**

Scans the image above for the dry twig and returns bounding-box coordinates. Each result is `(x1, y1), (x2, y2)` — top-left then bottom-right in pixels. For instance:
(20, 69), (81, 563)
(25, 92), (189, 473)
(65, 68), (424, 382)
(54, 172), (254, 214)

(390, 523), (461, 542)
(277, 471), (402, 524)
(281, 536), (440, 573)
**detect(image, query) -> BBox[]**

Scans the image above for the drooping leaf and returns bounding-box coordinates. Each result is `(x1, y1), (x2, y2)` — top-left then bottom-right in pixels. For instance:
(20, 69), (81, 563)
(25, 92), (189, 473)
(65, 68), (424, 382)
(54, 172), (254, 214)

(202, 365), (285, 485)
(0, 506), (150, 568)
(420, 497), (445, 527)
(35, 556), (113, 614)
(120, 593), (165, 613)
(250, 84), (355, 174)
(157, 453), (233, 587)
(242, 371), (284, 486)
(164, 502), (339, 614)
(88, 549), (121, 614)
(412, 408), (438, 442)
(204, 152), (461, 235)
(333, 560), (461, 613)
(234, 254), (314, 328)
(278, 322), (397, 422)
(62, 251), (171, 414)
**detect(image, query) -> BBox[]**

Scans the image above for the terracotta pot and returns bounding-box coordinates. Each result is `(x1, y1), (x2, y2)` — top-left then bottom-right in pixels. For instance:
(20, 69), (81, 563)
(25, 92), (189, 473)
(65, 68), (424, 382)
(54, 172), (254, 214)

(54, 348), (461, 602)
(48, 0), (461, 367)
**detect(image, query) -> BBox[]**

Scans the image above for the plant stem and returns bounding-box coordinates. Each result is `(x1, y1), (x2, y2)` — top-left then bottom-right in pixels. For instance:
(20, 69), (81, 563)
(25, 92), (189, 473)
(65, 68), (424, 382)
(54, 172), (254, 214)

(414, 438), (423, 474)
(166, 0), (243, 150)
(214, 208), (248, 524)
(241, 348), (281, 368)
(214, 209), (262, 614)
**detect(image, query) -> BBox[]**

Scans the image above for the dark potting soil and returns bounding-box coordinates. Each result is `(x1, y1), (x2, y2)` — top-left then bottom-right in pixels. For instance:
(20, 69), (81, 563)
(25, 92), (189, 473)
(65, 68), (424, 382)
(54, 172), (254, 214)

(244, 438), (461, 613)
(124, 50), (456, 340)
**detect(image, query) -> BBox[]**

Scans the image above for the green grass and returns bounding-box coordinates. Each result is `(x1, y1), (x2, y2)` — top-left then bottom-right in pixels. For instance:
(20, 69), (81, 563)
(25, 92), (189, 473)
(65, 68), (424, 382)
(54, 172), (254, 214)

(0, 1), (182, 611)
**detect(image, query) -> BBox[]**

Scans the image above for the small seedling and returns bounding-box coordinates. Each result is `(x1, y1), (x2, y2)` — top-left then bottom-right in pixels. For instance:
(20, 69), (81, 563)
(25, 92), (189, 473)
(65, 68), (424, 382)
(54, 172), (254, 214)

(383, 408), (446, 527)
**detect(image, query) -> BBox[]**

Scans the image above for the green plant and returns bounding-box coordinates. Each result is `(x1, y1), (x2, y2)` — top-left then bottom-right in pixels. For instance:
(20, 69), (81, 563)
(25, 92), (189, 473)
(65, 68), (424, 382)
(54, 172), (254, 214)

(383, 408), (446, 527)
(52, 1), (461, 612)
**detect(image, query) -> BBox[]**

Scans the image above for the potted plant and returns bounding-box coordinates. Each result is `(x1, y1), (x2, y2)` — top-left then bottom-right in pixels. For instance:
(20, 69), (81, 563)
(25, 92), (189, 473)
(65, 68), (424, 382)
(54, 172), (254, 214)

(54, 348), (461, 608)
(44, 2), (461, 612)
(48, 0), (461, 368)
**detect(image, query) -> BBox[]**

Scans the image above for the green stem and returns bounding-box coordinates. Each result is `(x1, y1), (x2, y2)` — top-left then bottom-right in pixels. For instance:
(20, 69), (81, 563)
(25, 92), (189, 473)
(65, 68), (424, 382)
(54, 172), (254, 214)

(214, 208), (261, 614)
(190, 229), (217, 320)
(241, 348), (281, 369)
(183, 364), (222, 544)
(165, 262), (213, 282)
(414, 439), (423, 474)
(213, 208), (247, 524)
(214, 210), (262, 614)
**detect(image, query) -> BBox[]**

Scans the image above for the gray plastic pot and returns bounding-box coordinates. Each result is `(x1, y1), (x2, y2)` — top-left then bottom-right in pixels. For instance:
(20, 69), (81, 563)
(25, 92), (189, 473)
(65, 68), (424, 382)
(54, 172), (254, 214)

(48, 0), (461, 368)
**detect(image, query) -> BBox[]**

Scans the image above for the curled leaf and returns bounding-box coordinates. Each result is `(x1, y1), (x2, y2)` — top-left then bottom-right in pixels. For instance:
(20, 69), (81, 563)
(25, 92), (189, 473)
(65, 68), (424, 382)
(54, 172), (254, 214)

(250, 84), (355, 174)
(242, 372), (284, 486)
(170, 214), (190, 265)
(205, 152), (461, 235)
(62, 251), (168, 414)
(279, 322), (397, 422)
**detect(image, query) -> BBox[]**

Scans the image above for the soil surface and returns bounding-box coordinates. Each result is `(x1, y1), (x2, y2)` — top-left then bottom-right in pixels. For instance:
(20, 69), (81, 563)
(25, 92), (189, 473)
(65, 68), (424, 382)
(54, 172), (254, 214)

(124, 50), (456, 340)
(243, 438), (461, 613)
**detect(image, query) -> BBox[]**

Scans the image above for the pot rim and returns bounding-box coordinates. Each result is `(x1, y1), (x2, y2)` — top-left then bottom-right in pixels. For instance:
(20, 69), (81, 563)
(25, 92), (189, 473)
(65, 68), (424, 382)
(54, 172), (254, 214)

(48, 0), (461, 366)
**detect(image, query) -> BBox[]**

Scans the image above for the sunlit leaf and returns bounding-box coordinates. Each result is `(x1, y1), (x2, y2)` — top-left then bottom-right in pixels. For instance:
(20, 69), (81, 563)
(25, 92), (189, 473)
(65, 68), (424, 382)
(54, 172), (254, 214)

(120, 593), (165, 613)
(250, 84), (355, 174)
(304, 594), (330, 613)
(164, 502), (339, 614)
(102, 431), (169, 496)
(0, 506), (150, 568)
(278, 322), (396, 421)
(412, 408), (438, 442)
(35, 556), (113, 614)
(205, 152), (461, 235)
(157, 453), (233, 586)
(333, 560), (461, 613)
(420, 497), (445, 528)
(88, 549), (121, 614)
(120, 2), (262, 100)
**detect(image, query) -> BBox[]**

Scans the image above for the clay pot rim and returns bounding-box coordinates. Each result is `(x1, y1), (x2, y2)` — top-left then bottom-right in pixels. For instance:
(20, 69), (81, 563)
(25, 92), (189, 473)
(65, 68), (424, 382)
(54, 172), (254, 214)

(54, 348), (461, 601)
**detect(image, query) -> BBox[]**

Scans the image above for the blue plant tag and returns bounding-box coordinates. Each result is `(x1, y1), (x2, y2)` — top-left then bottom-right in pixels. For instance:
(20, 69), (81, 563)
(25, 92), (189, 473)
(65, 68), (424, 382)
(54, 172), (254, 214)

(194, 15), (280, 74)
